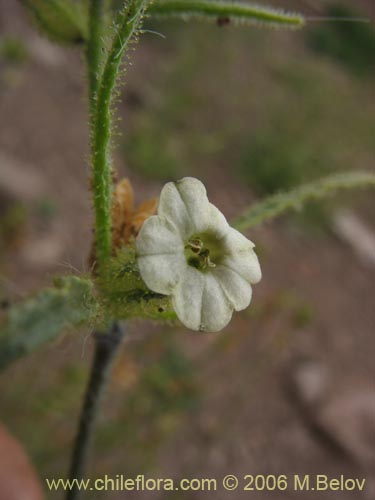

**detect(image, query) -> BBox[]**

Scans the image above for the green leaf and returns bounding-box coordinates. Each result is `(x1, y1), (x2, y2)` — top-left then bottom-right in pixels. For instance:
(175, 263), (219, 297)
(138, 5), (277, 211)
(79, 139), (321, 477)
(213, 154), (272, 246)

(148, 0), (305, 29)
(0, 276), (99, 371)
(233, 171), (375, 231)
(20, 0), (88, 45)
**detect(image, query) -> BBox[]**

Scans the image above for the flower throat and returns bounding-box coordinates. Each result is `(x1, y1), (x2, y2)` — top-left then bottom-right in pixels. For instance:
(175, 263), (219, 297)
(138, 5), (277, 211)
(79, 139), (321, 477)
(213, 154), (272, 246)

(184, 232), (223, 271)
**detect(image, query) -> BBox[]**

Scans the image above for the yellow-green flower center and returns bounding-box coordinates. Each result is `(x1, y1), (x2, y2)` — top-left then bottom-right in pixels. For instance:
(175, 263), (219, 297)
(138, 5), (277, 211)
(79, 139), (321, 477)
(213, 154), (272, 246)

(184, 232), (223, 271)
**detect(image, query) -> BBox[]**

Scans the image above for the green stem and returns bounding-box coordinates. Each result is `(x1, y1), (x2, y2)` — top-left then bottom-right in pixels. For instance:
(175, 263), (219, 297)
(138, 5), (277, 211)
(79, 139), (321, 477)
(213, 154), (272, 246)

(233, 171), (375, 231)
(67, 323), (125, 500)
(149, 0), (304, 28)
(91, 0), (150, 274)
(87, 0), (104, 116)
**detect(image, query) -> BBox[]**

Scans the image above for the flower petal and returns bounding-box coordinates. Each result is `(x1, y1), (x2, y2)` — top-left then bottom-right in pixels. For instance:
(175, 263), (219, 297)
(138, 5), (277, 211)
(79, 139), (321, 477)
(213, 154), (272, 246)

(136, 215), (183, 257)
(158, 178), (210, 238)
(200, 274), (233, 332)
(221, 228), (262, 284)
(205, 203), (230, 239)
(172, 268), (233, 332)
(137, 253), (186, 295)
(213, 265), (252, 311)
(222, 227), (255, 252)
(172, 267), (204, 330)
(136, 215), (186, 294)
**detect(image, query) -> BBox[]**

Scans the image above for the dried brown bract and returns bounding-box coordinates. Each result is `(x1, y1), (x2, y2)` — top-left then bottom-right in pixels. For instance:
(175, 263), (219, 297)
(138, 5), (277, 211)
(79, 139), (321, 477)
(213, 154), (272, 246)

(89, 178), (157, 271)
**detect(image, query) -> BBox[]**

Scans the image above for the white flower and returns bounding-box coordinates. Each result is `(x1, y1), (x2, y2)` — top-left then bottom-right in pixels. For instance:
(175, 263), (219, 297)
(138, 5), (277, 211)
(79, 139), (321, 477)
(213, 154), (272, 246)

(136, 177), (261, 332)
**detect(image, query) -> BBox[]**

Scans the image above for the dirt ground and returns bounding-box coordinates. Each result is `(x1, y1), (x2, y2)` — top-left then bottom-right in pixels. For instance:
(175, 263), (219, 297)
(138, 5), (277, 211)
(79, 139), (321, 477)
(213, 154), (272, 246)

(0, 1), (374, 499)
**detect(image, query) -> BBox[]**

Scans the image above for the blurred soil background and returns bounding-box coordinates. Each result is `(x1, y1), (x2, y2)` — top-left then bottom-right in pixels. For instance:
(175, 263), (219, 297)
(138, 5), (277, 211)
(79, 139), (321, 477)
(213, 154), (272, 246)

(0, 0), (374, 498)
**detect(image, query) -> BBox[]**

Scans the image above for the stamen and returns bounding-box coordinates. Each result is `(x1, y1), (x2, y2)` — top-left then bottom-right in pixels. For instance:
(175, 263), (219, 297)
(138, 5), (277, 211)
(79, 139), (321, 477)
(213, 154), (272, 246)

(186, 238), (203, 253)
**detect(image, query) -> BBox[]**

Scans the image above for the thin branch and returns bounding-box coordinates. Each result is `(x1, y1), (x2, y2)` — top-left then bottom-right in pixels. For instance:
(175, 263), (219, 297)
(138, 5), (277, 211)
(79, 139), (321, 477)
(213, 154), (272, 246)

(67, 322), (125, 500)
(148, 0), (305, 28)
(232, 171), (375, 231)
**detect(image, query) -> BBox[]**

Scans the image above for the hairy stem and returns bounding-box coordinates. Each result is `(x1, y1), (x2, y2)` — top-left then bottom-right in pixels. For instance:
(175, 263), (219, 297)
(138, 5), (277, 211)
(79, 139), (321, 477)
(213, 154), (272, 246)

(91, 0), (149, 274)
(87, 0), (104, 115)
(233, 171), (375, 231)
(67, 322), (125, 500)
(149, 0), (304, 28)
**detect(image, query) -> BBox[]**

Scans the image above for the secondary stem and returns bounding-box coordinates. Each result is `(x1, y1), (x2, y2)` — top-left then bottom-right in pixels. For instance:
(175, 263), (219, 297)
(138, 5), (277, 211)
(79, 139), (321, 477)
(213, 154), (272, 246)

(67, 322), (125, 500)
(86, 0), (111, 276)
(91, 0), (149, 274)
(232, 171), (375, 231)
(87, 0), (103, 116)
